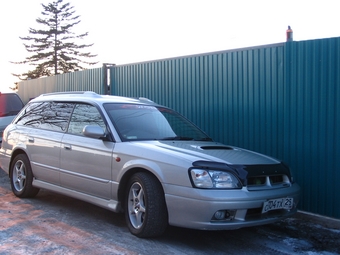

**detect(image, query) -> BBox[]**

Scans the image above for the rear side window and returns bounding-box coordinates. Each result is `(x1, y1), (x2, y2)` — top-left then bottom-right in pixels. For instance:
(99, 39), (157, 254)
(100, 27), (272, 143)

(15, 102), (74, 132)
(0, 93), (24, 117)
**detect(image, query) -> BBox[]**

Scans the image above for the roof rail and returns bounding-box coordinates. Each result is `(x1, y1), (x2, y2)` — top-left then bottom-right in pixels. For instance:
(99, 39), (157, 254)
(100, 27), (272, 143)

(39, 91), (99, 97)
(138, 97), (155, 103)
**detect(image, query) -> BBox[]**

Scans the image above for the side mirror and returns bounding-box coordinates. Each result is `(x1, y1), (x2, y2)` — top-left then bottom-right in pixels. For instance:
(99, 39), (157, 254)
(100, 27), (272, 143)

(83, 125), (105, 139)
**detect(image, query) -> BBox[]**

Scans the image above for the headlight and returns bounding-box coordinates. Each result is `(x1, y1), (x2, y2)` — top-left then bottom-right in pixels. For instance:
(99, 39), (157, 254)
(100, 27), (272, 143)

(190, 169), (242, 189)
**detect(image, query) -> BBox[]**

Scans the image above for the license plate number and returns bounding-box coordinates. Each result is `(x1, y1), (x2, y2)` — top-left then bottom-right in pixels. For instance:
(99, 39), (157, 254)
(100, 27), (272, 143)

(262, 198), (293, 213)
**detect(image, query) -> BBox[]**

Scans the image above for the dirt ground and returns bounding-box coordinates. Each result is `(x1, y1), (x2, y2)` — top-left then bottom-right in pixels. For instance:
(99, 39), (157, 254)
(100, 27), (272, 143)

(1, 168), (340, 255)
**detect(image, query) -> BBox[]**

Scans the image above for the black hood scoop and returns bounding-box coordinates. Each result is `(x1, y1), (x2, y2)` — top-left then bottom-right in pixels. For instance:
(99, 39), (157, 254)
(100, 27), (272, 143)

(200, 146), (233, 150)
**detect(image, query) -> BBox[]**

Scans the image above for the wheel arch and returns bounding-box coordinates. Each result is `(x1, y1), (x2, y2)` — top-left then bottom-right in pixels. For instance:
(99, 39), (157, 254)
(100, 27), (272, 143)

(9, 149), (29, 175)
(117, 167), (166, 211)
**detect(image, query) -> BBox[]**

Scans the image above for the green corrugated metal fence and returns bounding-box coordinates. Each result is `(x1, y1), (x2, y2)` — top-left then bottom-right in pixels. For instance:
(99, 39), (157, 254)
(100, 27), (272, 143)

(17, 67), (105, 104)
(15, 37), (340, 219)
(283, 38), (340, 217)
(110, 38), (340, 219)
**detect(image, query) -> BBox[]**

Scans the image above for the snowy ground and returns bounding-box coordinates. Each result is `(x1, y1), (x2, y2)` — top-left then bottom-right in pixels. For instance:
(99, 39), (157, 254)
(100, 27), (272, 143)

(1, 168), (339, 255)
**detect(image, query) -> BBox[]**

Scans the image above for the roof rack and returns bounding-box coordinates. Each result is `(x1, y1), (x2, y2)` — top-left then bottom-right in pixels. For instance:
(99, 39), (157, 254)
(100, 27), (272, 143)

(40, 91), (99, 97)
(138, 97), (154, 103)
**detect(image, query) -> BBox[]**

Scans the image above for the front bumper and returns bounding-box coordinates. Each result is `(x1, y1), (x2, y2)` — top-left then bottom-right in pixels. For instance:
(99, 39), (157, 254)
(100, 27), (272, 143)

(164, 183), (300, 230)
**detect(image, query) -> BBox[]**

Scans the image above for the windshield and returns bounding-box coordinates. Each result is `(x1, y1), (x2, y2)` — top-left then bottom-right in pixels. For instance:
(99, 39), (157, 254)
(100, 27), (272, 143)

(104, 103), (211, 141)
(0, 93), (24, 117)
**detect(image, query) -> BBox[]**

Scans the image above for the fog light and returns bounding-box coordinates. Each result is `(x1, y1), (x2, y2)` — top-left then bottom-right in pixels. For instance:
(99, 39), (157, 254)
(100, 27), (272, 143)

(213, 210), (236, 221)
(214, 210), (226, 220)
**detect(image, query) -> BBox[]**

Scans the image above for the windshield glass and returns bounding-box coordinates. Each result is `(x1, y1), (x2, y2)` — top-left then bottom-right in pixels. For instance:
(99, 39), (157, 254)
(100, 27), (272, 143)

(104, 103), (211, 141)
(0, 93), (24, 117)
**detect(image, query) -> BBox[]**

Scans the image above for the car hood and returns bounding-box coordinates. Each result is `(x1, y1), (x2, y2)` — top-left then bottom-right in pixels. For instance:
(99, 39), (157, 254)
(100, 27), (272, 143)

(150, 140), (280, 165)
(145, 140), (290, 185)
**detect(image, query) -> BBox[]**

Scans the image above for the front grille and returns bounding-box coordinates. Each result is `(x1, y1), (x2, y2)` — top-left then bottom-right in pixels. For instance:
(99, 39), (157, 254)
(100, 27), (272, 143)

(247, 175), (291, 191)
(246, 207), (262, 216)
(248, 176), (266, 185)
(270, 175), (284, 183)
(246, 207), (288, 220)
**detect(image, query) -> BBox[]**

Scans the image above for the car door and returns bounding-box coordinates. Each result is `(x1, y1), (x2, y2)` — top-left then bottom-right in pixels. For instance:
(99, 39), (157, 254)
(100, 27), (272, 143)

(16, 102), (73, 185)
(60, 103), (114, 199)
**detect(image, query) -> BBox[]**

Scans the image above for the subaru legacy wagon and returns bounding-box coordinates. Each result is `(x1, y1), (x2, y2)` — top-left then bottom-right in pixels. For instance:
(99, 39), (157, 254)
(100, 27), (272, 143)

(0, 91), (300, 237)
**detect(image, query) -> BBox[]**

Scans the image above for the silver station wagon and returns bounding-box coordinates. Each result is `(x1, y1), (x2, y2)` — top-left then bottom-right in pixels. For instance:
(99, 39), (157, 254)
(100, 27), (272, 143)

(0, 91), (300, 237)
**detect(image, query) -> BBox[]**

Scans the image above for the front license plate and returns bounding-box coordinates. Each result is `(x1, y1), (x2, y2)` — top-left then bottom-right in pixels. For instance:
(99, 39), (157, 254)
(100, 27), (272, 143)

(262, 198), (293, 213)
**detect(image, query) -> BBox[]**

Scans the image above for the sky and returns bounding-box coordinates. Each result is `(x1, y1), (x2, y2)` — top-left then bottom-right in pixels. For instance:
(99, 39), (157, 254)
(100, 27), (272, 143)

(1, 0), (339, 91)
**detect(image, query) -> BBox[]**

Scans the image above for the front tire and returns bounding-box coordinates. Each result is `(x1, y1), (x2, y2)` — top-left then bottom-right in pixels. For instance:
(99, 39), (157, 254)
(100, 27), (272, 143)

(10, 154), (39, 198)
(125, 172), (168, 238)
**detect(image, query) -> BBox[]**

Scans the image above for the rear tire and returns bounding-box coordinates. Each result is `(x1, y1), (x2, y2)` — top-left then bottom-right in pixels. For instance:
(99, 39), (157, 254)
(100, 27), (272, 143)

(125, 172), (168, 238)
(10, 154), (39, 198)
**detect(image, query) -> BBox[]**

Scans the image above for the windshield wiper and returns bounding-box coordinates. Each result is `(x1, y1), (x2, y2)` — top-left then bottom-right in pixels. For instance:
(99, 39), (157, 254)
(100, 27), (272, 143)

(161, 136), (194, 141)
(194, 137), (213, 141)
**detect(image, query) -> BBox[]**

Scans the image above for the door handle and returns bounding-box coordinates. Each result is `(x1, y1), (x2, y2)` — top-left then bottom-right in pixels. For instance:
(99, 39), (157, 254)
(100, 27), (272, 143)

(64, 144), (72, 150)
(28, 137), (34, 143)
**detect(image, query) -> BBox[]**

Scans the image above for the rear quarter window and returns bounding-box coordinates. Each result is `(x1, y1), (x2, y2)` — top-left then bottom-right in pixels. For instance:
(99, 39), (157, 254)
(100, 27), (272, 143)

(15, 102), (74, 132)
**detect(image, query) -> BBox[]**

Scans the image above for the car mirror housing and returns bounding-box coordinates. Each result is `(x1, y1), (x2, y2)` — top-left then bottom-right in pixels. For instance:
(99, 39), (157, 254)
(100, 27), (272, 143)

(83, 125), (105, 139)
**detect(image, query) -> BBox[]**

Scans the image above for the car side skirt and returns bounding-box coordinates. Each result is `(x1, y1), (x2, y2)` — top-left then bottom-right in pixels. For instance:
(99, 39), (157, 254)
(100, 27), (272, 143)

(32, 179), (123, 213)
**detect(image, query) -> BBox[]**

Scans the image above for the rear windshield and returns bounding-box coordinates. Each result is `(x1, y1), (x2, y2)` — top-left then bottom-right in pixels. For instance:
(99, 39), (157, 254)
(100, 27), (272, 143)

(0, 93), (24, 117)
